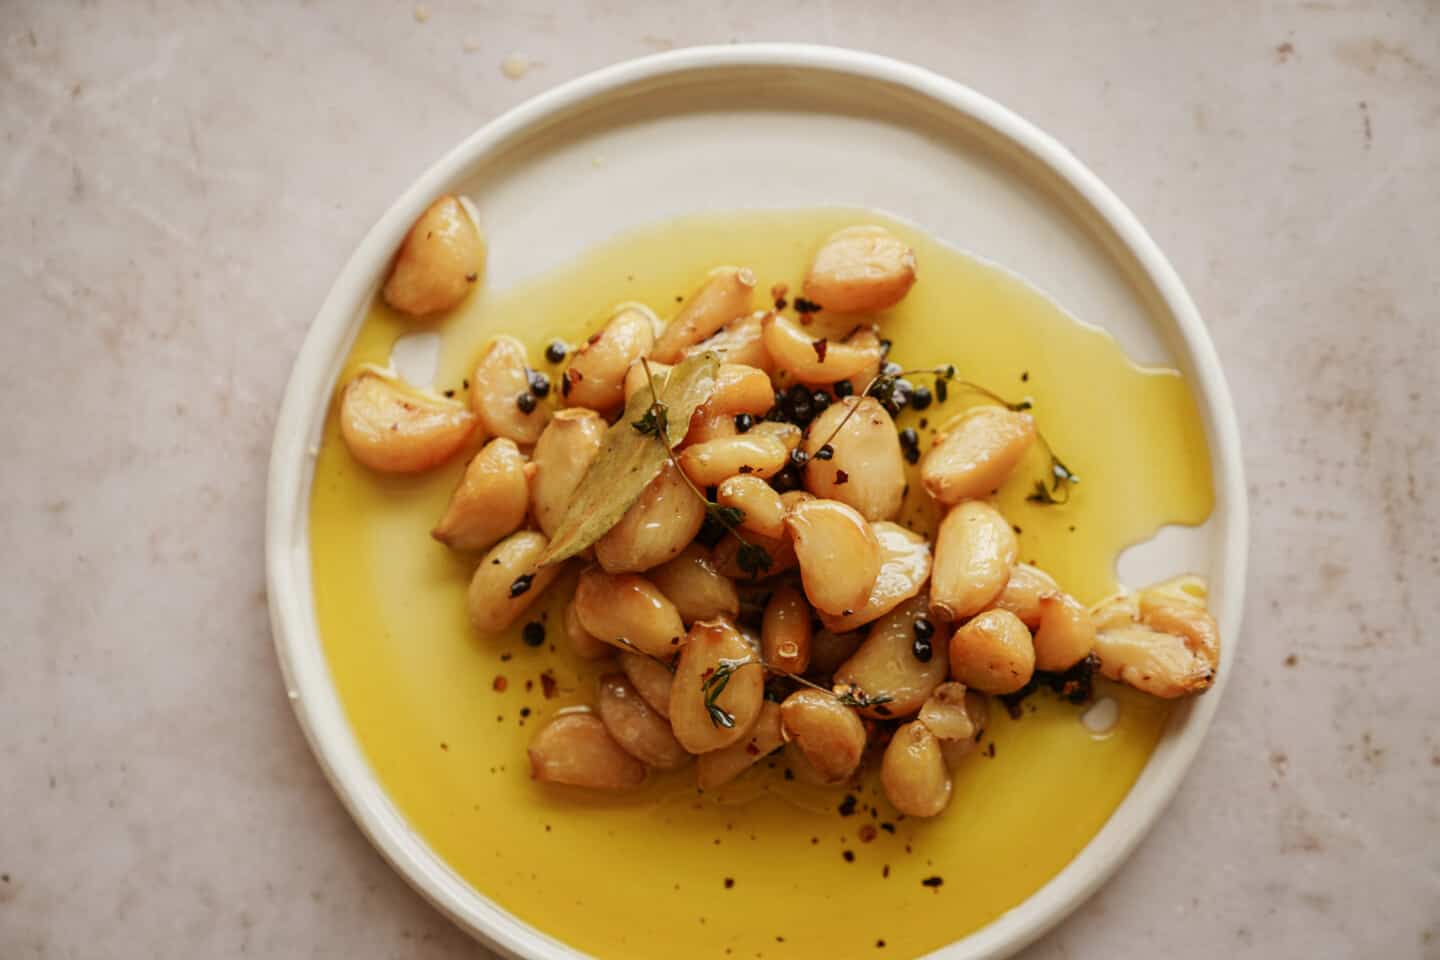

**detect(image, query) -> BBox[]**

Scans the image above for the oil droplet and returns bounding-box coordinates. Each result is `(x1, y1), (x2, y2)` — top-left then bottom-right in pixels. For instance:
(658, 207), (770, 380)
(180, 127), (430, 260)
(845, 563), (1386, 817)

(1081, 697), (1119, 735)
(501, 53), (534, 80)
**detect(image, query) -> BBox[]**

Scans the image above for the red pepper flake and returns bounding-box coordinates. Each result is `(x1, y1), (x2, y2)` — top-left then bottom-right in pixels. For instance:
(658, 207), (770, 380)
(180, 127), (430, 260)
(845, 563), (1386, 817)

(811, 338), (828, 362)
(492, 675), (508, 692)
(539, 671), (558, 699)
(838, 794), (858, 816)
(835, 469), (850, 485)
(985, 742), (996, 758)
(876, 939), (887, 948)
(465, 272), (478, 283)
(921, 876), (943, 889)
(723, 877), (735, 889)
(842, 850), (855, 863)
(859, 824), (877, 843)
(882, 864), (890, 878)
(745, 742), (760, 756)
(439, 742), (449, 751)
(879, 822), (896, 834)
(587, 330), (603, 345)
(794, 297), (822, 314)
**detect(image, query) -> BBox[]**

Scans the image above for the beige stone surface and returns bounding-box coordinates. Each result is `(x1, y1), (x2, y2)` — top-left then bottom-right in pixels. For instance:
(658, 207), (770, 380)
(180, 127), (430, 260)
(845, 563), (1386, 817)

(2, 1), (1437, 957)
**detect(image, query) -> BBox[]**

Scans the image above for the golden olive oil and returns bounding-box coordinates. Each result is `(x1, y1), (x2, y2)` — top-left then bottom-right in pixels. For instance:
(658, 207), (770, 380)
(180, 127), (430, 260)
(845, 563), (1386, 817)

(309, 209), (1214, 959)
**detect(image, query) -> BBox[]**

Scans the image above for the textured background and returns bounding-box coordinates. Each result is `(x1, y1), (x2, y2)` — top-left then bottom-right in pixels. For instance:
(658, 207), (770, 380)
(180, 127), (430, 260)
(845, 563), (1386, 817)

(2, 1), (1438, 957)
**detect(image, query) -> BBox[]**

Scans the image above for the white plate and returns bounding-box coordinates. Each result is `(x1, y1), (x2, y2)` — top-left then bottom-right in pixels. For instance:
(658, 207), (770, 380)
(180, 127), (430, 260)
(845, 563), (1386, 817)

(267, 44), (1247, 960)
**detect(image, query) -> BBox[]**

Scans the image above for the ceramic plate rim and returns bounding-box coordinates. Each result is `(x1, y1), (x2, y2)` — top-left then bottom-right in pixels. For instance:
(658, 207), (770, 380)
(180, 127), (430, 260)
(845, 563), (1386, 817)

(266, 43), (1248, 960)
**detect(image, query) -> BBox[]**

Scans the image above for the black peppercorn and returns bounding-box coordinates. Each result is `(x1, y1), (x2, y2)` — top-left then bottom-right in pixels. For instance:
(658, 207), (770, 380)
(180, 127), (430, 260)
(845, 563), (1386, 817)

(522, 621), (545, 647)
(528, 370), (551, 397)
(833, 380), (854, 398)
(771, 464), (803, 493)
(935, 379), (948, 403)
(898, 428), (919, 449)
(789, 448), (809, 468)
(912, 617), (935, 661)
(544, 341), (567, 363)
(903, 446), (920, 464)
(734, 413), (754, 433)
(509, 574), (534, 598)
(910, 385), (932, 410)
(811, 390), (830, 417)
(516, 392), (537, 413)
(882, 361), (902, 377)
(785, 384), (814, 425)
(815, 444), (834, 461)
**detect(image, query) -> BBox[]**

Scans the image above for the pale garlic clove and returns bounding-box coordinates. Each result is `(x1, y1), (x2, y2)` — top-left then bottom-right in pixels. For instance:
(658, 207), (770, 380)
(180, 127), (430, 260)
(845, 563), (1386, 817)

(529, 408), (606, 537)
(597, 673), (690, 770)
(917, 682), (976, 742)
(717, 475), (788, 540)
(696, 701), (784, 790)
(948, 608), (1034, 695)
(786, 498), (881, 616)
(920, 406), (1037, 505)
(989, 562), (1061, 629)
(621, 651), (676, 718)
(646, 544), (740, 625)
(880, 721), (951, 818)
(573, 567), (686, 658)
(683, 311), (773, 372)
(431, 438), (529, 551)
(930, 500), (1018, 623)
(382, 194), (483, 317)
(778, 689), (866, 785)
(669, 619), (764, 754)
(564, 305), (657, 415)
(761, 583), (812, 675)
(339, 369), (477, 474)
(528, 711), (646, 790)
(469, 336), (550, 445)
(802, 225), (917, 314)
(564, 597), (614, 661)
(466, 530), (563, 634)
(678, 434), (790, 487)
(652, 267), (757, 363)
(595, 461), (707, 573)
(762, 314), (883, 386)
(803, 397), (906, 521)
(940, 691), (989, 767)
(1032, 592), (1097, 673)
(1089, 586), (1219, 698)
(819, 521), (931, 633)
(833, 594), (947, 718)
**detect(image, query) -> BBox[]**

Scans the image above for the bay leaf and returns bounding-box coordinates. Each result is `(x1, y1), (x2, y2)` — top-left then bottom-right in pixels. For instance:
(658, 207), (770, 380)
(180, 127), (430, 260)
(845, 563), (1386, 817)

(540, 351), (720, 565)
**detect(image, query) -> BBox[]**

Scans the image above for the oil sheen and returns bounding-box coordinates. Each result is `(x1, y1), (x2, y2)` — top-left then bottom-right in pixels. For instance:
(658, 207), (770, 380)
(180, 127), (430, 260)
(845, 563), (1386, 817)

(309, 208), (1214, 959)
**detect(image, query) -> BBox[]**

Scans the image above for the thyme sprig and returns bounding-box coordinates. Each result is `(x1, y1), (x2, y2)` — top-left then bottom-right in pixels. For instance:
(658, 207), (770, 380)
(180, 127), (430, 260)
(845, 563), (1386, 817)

(611, 636), (893, 729)
(816, 365), (1080, 506)
(637, 358), (773, 577)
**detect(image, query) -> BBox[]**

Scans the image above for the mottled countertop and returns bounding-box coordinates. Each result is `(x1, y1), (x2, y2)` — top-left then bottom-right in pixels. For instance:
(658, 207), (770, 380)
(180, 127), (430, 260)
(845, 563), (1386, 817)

(3, 2), (1437, 957)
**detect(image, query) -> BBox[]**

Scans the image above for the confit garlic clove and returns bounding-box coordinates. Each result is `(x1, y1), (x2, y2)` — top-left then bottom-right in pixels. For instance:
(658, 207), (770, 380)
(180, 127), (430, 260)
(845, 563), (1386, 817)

(564, 305), (657, 415)
(431, 438), (529, 551)
(528, 711), (647, 789)
(880, 721), (951, 818)
(466, 531), (563, 634)
(470, 336), (550, 445)
(597, 673), (690, 770)
(339, 369), (476, 474)
(919, 406), (1037, 506)
(786, 498), (882, 616)
(930, 500), (1018, 624)
(669, 619), (765, 754)
(382, 195), (484, 317)
(803, 397), (906, 522)
(695, 700), (784, 790)
(833, 594), (948, 718)
(652, 267), (757, 363)
(802, 225), (917, 314)
(778, 689), (866, 785)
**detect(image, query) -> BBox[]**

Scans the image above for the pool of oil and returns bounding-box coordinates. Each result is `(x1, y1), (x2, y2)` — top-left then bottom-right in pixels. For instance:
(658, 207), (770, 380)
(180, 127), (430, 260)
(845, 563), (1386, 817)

(309, 208), (1214, 959)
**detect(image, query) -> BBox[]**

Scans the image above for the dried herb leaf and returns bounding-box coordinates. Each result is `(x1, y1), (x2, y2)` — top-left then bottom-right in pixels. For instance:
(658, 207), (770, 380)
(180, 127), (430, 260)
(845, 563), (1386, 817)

(540, 351), (720, 564)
